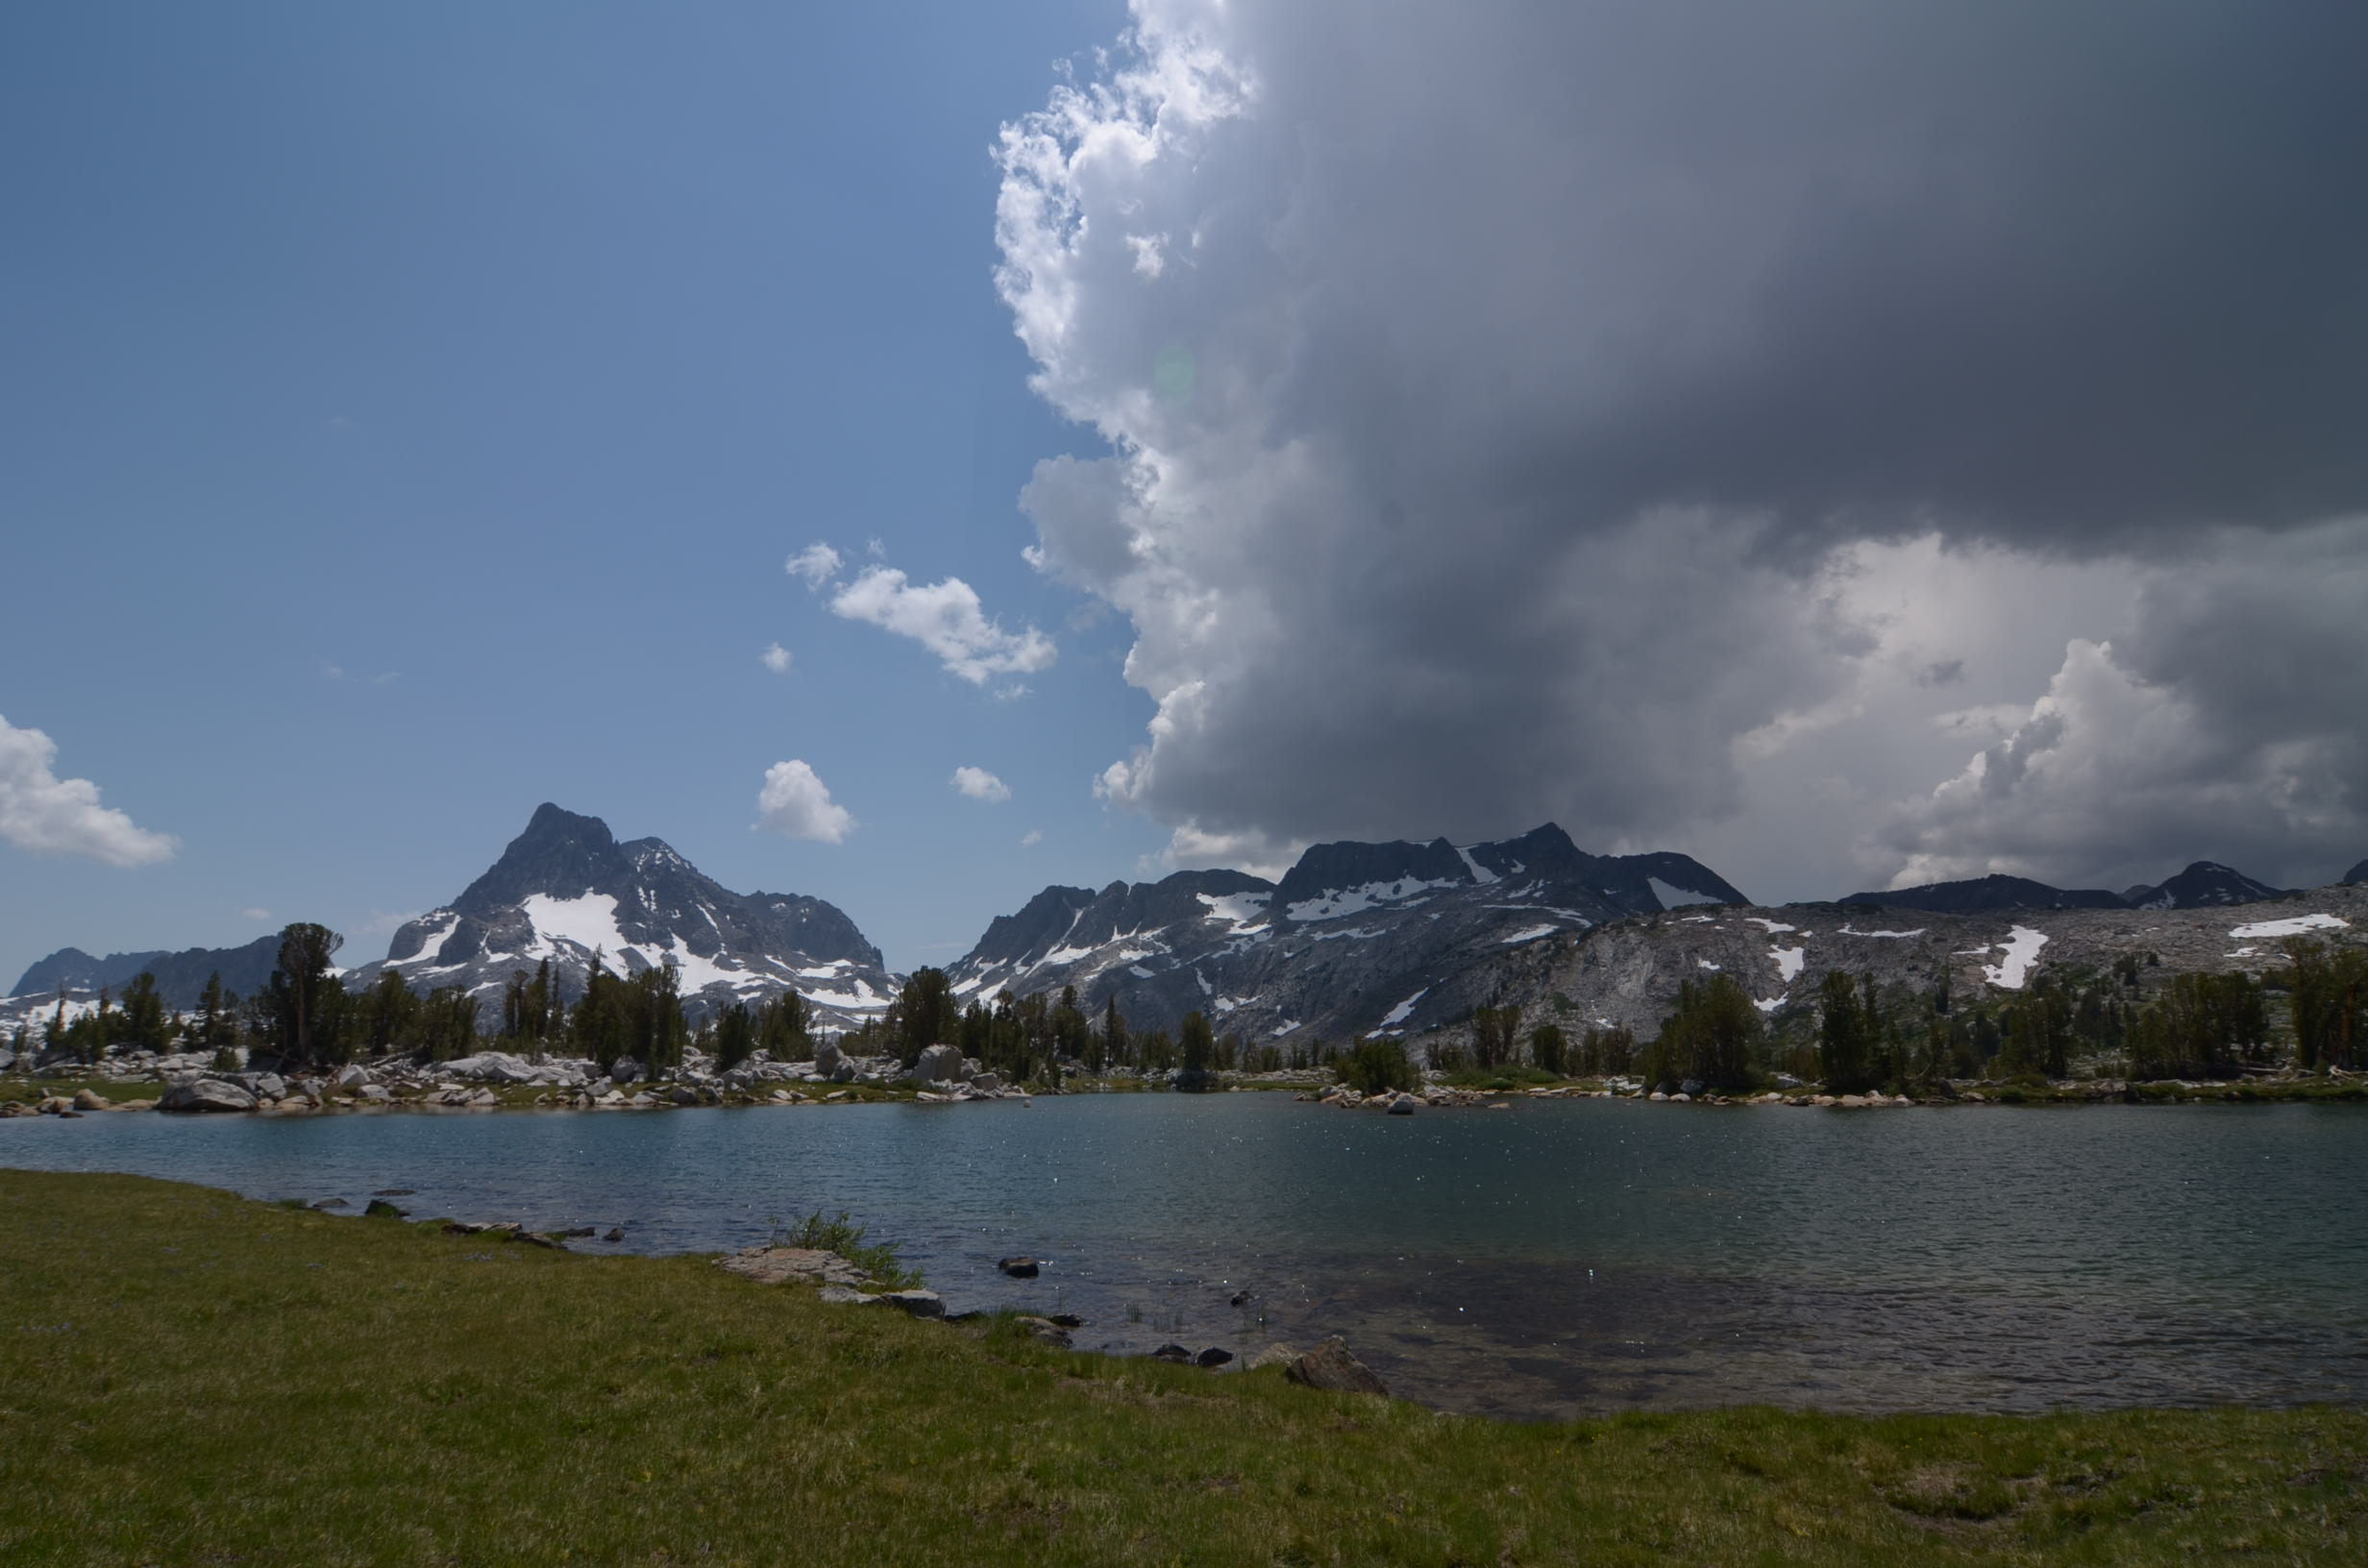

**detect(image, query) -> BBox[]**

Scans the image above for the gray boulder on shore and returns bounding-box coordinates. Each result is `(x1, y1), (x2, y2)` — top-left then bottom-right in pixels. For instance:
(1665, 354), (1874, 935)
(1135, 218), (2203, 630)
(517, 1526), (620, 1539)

(159, 1078), (259, 1115)
(1285, 1335), (1390, 1397)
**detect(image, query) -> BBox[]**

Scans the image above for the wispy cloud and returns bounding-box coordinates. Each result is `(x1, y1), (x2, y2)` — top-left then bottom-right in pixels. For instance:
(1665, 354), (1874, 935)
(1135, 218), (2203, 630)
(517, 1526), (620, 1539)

(828, 567), (1055, 687)
(760, 643), (794, 674)
(785, 543), (843, 588)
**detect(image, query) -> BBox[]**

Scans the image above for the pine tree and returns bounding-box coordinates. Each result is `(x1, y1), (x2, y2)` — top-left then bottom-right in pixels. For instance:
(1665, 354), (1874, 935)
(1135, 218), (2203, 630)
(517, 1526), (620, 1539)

(266, 923), (347, 1069)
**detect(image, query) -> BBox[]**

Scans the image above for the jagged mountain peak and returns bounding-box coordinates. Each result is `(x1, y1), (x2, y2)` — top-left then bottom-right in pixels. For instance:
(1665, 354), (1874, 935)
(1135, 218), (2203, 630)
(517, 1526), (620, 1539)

(358, 803), (891, 1027)
(2347, 858), (2368, 885)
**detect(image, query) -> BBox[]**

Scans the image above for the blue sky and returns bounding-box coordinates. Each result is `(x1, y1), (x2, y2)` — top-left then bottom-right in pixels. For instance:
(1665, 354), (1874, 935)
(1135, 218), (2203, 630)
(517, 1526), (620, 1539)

(9, 3), (2367, 989)
(1, 2), (1159, 982)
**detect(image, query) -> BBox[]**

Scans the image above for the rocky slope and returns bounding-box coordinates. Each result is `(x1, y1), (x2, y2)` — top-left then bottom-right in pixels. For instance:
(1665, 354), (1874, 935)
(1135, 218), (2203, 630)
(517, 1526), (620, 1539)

(945, 823), (1747, 1041)
(343, 804), (895, 1029)
(1410, 881), (2368, 1056)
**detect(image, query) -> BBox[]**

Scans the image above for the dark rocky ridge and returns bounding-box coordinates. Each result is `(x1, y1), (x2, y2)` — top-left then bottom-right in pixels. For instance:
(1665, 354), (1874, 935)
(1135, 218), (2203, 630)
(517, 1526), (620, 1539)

(947, 823), (1747, 1040)
(10, 935), (280, 1009)
(1843, 859), (2311, 916)
(1840, 874), (2130, 914)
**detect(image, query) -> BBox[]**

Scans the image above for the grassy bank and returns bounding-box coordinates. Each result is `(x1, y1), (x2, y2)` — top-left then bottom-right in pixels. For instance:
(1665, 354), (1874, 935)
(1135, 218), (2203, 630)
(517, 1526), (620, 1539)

(1, 1170), (2360, 1565)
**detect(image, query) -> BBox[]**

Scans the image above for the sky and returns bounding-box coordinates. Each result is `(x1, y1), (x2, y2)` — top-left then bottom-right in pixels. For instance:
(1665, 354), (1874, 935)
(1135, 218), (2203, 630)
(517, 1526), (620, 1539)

(7, 1), (2368, 987)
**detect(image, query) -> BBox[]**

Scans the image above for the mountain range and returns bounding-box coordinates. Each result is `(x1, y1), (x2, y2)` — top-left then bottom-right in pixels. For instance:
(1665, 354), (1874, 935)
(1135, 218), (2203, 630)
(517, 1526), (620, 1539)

(10, 802), (2365, 1042)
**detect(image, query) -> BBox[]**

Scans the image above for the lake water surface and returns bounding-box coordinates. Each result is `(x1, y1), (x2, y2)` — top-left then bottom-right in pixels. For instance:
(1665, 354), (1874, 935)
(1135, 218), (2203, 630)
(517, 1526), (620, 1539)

(7, 1094), (2363, 1418)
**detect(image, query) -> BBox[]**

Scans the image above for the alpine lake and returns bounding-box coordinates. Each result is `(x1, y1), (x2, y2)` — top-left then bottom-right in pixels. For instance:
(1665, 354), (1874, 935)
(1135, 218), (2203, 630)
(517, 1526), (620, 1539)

(6, 1091), (2363, 1420)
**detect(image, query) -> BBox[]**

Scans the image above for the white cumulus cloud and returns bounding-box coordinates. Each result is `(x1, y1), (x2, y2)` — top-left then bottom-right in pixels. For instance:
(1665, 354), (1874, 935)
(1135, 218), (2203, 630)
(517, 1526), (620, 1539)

(827, 566), (1055, 687)
(951, 766), (1012, 802)
(0, 714), (177, 867)
(760, 643), (793, 674)
(755, 760), (854, 844)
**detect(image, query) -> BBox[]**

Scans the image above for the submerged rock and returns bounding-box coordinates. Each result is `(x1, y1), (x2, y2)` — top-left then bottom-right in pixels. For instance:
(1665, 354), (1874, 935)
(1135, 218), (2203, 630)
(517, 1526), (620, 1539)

(998, 1256), (1040, 1279)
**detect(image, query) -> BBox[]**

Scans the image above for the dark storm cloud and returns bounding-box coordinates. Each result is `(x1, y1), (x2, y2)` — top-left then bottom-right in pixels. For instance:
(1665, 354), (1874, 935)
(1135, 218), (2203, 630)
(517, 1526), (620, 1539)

(996, 1), (2368, 871)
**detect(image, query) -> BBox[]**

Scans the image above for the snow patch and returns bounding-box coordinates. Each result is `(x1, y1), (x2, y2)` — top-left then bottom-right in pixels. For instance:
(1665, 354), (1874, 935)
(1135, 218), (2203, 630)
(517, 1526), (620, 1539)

(1499, 924), (1561, 944)
(390, 914), (462, 966)
(1744, 918), (1797, 935)
(1379, 987), (1429, 1027)
(2228, 913), (2349, 939)
(521, 893), (633, 962)
(1982, 926), (2050, 990)
(1838, 924), (1927, 939)
(1649, 876), (1723, 909)
(1697, 960), (1721, 971)
(1771, 946), (1806, 984)
(1198, 890), (1272, 929)
(1285, 877), (1457, 922)
(1454, 845), (1499, 885)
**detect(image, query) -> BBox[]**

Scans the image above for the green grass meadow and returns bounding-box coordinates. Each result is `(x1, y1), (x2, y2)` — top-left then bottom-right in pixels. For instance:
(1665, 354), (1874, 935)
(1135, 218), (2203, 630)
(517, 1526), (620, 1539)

(1, 1169), (2359, 1565)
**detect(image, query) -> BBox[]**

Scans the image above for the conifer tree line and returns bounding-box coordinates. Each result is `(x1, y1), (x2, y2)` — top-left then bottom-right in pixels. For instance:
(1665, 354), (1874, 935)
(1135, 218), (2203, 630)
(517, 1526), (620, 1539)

(1416, 936), (2368, 1096)
(843, 968), (1320, 1091)
(6, 922), (825, 1078)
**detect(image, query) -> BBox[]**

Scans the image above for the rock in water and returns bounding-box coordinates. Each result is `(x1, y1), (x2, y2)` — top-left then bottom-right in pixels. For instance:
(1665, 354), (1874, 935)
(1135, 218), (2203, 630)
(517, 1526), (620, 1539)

(1285, 1335), (1390, 1397)
(1386, 1094), (1418, 1115)
(159, 1078), (259, 1115)
(998, 1256), (1040, 1278)
(1151, 1344), (1194, 1363)
(363, 1198), (408, 1219)
(1194, 1347), (1235, 1367)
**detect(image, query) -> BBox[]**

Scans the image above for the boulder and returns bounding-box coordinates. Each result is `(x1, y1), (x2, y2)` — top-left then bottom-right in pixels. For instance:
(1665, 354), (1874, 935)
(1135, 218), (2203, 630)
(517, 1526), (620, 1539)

(310, 1198), (349, 1211)
(1247, 1342), (1299, 1371)
(611, 1057), (644, 1086)
(1151, 1344), (1194, 1363)
(358, 1084), (393, 1103)
(971, 1072), (1003, 1093)
(604, 1227), (626, 1243)
(876, 1290), (945, 1319)
(914, 1043), (967, 1084)
(669, 1087), (701, 1106)
(1386, 1094), (1418, 1115)
(1194, 1347), (1235, 1368)
(998, 1257), (1041, 1279)
(71, 1089), (111, 1112)
(1014, 1315), (1073, 1348)
(812, 1041), (843, 1078)
(1285, 1335), (1390, 1397)
(363, 1198), (407, 1219)
(160, 1078), (259, 1115)
(333, 1064), (370, 1090)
